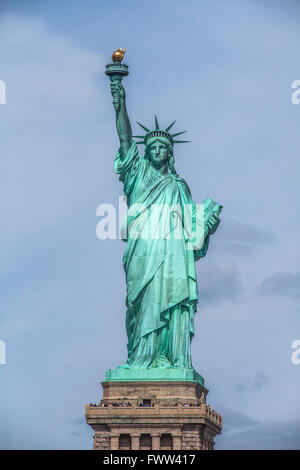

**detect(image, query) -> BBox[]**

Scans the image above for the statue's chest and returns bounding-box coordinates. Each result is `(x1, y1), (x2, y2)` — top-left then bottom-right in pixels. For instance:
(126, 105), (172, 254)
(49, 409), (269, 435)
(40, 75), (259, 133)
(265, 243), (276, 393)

(135, 171), (180, 201)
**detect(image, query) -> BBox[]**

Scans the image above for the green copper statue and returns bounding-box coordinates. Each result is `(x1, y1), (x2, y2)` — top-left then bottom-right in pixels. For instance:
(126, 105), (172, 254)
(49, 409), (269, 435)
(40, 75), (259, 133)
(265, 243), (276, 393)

(105, 50), (222, 384)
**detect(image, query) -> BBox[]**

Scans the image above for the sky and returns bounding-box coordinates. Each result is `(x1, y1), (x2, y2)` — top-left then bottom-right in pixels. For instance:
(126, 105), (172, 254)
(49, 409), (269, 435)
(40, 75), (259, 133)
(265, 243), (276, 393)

(0, 0), (300, 450)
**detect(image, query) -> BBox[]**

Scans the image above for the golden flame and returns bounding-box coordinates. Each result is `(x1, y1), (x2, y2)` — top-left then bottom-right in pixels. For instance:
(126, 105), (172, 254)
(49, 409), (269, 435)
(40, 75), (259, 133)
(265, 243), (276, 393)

(112, 48), (126, 62)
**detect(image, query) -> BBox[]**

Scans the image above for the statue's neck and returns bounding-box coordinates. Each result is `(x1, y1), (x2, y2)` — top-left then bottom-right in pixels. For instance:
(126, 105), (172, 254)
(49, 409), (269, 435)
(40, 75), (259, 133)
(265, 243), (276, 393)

(151, 161), (169, 175)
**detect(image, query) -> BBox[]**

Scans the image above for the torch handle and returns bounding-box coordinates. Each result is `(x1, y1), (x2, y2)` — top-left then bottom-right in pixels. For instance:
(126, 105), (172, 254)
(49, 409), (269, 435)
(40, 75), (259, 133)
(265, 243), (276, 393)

(110, 77), (121, 111)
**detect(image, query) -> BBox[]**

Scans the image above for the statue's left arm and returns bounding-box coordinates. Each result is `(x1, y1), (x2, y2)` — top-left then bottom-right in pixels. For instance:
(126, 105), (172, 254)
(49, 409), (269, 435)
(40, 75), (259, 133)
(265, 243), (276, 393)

(207, 213), (221, 235)
(192, 213), (220, 261)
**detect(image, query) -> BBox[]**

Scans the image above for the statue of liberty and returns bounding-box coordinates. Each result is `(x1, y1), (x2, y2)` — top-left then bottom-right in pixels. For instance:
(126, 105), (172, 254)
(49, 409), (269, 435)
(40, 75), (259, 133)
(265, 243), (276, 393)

(105, 51), (222, 383)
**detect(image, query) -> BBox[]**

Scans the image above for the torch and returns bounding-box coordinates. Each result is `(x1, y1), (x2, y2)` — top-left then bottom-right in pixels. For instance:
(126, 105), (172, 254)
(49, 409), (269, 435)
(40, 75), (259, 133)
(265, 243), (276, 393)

(105, 48), (129, 111)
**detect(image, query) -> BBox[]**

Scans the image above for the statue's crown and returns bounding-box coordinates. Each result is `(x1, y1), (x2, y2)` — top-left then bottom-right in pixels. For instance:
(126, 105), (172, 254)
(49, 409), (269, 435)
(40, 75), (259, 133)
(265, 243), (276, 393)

(133, 116), (190, 146)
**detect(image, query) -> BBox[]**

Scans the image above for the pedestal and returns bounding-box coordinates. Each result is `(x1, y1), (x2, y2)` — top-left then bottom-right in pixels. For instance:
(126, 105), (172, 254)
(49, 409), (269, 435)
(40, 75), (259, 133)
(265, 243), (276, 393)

(85, 381), (222, 450)
(105, 367), (204, 385)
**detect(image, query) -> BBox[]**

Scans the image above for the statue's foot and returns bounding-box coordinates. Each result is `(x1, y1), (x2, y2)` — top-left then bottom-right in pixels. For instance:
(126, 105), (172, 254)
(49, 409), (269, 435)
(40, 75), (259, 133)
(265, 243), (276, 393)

(171, 364), (194, 370)
(151, 355), (171, 369)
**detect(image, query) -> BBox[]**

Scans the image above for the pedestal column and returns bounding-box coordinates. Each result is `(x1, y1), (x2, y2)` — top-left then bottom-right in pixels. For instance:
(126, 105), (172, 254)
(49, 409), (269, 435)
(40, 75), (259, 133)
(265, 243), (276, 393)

(110, 434), (119, 450)
(151, 433), (160, 450)
(172, 433), (182, 450)
(131, 434), (140, 450)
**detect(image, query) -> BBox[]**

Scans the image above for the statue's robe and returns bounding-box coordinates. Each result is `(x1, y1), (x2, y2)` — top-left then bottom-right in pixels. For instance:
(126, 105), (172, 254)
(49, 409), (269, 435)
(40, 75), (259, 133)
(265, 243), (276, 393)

(115, 141), (210, 369)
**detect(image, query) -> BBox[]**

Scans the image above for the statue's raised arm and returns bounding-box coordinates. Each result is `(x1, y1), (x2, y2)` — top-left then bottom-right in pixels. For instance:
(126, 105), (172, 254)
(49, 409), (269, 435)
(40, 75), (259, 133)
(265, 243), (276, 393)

(105, 49), (132, 157)
(110, 81), (132, 156)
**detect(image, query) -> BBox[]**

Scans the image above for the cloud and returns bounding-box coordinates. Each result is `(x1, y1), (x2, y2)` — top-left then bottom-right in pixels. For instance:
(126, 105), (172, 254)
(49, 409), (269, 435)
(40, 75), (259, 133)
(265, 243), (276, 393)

(253, 371), (268, 390)
(234, 372), (268, 393)
(216, 406), (300, 450)
(218, 406), (258, 427)
(67, 418), (86, 437)
(217, 219), (275, 257)
(197, 260), (243, 305)
(259, 272), (300, 298)
(0, 14), (107, 262)
(234, 382), (248, 393)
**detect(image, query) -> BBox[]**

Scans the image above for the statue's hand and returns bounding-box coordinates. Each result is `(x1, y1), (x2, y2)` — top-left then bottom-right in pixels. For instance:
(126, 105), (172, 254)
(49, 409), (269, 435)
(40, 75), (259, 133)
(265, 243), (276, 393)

(207, 214), (220, 235)
(110, 80), (125, 110)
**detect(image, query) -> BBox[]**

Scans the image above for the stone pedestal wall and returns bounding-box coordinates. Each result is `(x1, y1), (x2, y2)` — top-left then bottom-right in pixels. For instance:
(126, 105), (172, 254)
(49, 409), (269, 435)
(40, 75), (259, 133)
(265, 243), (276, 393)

(86, 381), (222, 450)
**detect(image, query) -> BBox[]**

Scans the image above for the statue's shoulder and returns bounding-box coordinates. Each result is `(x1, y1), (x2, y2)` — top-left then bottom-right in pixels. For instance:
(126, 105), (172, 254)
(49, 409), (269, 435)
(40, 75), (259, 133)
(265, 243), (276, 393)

(173, 174), (186, 184)
(173, 174), (192, 195)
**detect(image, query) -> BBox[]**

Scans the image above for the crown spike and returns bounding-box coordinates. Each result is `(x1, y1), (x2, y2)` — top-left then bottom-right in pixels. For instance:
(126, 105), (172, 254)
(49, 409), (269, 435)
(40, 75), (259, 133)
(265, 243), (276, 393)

(165, 120), (176, 132)
(136, 121), (150, 132)
(134, 118), (190, 147)
(171, 131), (187, 137)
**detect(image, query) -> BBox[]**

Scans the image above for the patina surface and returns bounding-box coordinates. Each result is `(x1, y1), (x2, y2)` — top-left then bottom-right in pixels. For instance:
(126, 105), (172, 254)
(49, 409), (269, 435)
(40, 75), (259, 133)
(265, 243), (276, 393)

(106, 50), (222, 383)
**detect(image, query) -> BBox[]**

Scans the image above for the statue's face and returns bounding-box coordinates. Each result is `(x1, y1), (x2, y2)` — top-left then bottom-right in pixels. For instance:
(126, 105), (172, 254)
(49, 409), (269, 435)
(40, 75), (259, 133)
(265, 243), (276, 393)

(148, 140), (169, 166)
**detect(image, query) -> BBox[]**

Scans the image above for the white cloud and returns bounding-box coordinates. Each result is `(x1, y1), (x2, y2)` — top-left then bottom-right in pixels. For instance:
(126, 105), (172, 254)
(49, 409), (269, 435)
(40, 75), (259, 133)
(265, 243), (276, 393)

(259, 271), (300, 298)
(0, 15), (108, 262)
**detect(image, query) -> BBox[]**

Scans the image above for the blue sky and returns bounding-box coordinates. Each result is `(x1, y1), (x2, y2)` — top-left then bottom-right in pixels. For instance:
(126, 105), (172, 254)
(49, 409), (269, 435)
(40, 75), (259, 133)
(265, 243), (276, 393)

(0, 0), (300, 449)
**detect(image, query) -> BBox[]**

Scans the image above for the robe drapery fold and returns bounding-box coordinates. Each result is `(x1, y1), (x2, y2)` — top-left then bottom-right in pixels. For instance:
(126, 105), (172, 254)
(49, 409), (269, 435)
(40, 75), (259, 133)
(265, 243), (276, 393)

(114, 141), (210, 369)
